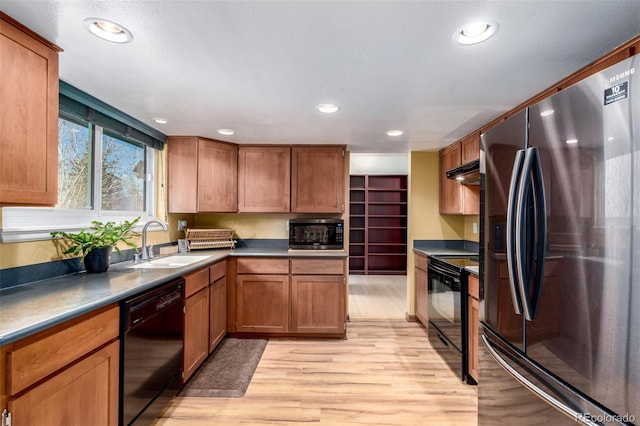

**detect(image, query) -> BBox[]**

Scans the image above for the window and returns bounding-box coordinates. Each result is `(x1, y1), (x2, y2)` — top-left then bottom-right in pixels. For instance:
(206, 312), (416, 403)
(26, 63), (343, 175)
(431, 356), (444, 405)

(57, 117), (93, 210)
(56, 116), (152, 214)
(1, 83), (166, 243)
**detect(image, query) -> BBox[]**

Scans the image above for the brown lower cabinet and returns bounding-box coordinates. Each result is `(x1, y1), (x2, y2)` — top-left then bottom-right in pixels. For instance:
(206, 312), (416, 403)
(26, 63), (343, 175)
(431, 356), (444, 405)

(209, 261), (227, 352)
(183, 260), (228, 383)
(467, 274), (480, 384)
(414, 253), (428, 326)
(290, 275), (345, 334)
(236, 274), (290, 333)
(0, 305), (120, 425)
(230, 257), (346, 337)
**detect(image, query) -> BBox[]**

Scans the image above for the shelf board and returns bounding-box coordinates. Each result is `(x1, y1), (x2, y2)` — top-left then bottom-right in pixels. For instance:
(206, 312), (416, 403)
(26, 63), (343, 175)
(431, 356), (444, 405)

(368, 202), (407, 205)
(368, 253), (407, 256)
(367, 188), (408, 192)
(368, 226), (407, 230)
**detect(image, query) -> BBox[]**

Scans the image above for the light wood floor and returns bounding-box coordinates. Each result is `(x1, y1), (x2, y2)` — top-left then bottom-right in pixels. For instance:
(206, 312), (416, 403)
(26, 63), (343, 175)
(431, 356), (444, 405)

(155, 275), (477, 425)
(156, 320), (478, 425)
(348, 274), (407, 320)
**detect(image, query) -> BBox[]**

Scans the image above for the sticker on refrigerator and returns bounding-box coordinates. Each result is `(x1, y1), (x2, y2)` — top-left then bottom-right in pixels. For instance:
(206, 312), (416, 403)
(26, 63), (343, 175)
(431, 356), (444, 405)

(604, 81), (628, 105)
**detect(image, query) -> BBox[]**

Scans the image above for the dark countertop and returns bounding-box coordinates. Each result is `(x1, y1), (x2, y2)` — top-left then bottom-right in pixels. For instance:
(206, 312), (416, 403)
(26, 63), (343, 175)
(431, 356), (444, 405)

(0, 248), (347, 346)
(413, 247), (479, 258)
(413, 248), (480, 276)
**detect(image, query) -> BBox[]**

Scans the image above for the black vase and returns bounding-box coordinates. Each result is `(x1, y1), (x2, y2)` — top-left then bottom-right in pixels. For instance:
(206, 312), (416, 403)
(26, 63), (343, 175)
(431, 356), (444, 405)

(84, 246), (113, 273)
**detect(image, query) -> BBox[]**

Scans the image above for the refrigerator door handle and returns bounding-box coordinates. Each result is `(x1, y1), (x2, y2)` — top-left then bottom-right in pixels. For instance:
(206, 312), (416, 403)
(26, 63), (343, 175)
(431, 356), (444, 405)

(515, 147), (547, 321)
(506, 149), (526, 315)
(529, 147), (547, 319)
(481, 334), (600, 426)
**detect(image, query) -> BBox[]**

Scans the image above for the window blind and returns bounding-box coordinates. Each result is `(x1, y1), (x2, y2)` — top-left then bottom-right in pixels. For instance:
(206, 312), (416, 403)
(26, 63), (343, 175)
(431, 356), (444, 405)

(59, 81), (166, 150)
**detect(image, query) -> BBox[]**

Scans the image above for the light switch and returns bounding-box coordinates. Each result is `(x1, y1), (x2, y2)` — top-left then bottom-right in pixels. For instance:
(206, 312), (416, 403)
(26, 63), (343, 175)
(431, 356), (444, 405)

(472, 222), (478, 234)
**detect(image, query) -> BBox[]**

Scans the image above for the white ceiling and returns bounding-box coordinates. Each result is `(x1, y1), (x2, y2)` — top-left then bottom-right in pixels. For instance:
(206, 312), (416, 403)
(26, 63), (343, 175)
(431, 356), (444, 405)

(3, 1), (640, 153)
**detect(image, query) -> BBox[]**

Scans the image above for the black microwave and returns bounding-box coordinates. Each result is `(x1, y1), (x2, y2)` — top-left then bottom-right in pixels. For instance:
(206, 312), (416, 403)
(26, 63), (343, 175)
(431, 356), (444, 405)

(288, 218), (344, 250)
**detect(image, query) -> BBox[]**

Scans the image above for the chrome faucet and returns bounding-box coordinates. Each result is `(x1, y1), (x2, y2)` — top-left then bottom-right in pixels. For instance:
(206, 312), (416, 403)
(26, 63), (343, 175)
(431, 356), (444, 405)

(140, 220), (168, 261)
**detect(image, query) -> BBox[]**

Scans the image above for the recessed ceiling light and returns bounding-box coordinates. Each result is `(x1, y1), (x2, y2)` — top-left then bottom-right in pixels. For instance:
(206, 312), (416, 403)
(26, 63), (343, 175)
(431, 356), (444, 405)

(217, 129), (236, 136)
(153, 118), (168, 124)
(454, 21), (498, 45)
(316, 104), (340, 114)
(566, 139), (578, 144)
(386, 130), (404, 137)
(83, 18), (133, 43)
(540, 109), (554, 117)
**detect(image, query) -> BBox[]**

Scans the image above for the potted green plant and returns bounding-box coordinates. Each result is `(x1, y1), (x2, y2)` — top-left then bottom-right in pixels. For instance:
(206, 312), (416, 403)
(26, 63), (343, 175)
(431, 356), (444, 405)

(51, 217), (141, 273)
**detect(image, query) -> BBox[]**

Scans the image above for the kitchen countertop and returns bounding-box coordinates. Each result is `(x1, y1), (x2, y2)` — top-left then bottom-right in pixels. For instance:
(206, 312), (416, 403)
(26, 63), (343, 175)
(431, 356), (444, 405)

(413, 248), (480, 276)
(465, 266), (479, 276)
(413, 247), (478, 257)
(0, 248), (348, 346)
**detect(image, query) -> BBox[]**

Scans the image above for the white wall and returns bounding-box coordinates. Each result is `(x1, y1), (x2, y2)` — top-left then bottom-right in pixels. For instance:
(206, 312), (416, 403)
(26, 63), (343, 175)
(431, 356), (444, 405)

(349, 153), (409, 175)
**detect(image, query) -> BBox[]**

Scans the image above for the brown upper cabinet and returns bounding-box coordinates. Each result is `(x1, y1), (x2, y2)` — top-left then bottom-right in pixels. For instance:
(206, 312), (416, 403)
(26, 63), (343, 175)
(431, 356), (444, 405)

(167, 136), (238, 213)
(460, 132), (480, 164)
(291, 146), (345, 213)
(0, 13), (62, 206)
(238, 146), (291, 212)
(439, 134), (480, 215)
(169, 141), (345, 214)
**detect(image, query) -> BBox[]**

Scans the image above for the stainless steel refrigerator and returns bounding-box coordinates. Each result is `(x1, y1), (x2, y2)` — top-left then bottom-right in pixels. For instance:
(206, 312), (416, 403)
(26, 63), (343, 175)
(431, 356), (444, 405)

(479, 54), (639, 425)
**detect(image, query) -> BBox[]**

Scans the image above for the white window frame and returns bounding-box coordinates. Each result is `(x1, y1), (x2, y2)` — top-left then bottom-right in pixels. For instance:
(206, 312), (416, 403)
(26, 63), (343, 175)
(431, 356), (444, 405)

(1, 124), (162, 243)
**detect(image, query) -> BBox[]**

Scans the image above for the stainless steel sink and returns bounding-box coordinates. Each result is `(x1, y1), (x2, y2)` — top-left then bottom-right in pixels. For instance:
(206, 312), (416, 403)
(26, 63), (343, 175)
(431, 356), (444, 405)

(128, 255), (212, 269)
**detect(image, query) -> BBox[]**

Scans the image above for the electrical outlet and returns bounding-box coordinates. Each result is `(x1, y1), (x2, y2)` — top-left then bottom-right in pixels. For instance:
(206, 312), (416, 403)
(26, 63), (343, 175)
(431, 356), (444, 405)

(472, 222), (478, 234)
(177, 220), (187, 231)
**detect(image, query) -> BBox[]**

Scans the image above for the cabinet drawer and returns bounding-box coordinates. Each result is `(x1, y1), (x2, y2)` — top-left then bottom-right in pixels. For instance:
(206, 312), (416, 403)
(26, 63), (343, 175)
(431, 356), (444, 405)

(209, 260), (226, 283)
(415, 254), (427, 271)
(468, 274), (480, 300)
(290, 258), (344, 275)
(237, 258), (289, 274)
(6, 305), (119, 395)
(184, 267), (210, 298)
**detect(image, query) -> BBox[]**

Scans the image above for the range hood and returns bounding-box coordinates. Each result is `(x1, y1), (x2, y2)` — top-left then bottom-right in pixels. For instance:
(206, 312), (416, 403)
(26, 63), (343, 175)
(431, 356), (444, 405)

(446, 159), (480, 185)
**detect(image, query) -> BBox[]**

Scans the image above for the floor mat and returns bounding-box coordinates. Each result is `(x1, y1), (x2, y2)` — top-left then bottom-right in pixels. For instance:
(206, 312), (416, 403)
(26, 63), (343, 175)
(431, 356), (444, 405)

(179, 338), (268, 397)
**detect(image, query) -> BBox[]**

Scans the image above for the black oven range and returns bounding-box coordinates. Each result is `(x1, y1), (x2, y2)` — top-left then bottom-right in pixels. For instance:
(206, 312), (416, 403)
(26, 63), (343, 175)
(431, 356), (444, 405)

(427, 255), (478, 384)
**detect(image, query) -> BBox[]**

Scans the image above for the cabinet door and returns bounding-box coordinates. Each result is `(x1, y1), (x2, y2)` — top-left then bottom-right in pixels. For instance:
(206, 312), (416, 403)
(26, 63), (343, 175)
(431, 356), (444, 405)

(236, 275), (289, 333)
(468, 294), (479, 383)
(462, 186), (480, 215)
(414, 266), (428, 326)
(460, 133), (480, 163)
(238, 146), (291, 212)
(8, 341), (119, 426)
(197, 138), (238, 212)
(1, 15), (60, 205)
(209, 276), (227, 353)
(167, 136), (198, 213)
(439, 143), (462, 214)
(290, 275), (345, 334)
(467, 274), (480, 383)
(291, 146), (345, 213)
(183, 287), (210, 382)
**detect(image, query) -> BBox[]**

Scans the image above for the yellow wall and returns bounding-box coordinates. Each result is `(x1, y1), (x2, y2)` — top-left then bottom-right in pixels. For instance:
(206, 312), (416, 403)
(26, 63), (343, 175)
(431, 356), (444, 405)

(406, 151), (465, 315)
(194, 213), (297, 239)
(464, 215), (480, 242)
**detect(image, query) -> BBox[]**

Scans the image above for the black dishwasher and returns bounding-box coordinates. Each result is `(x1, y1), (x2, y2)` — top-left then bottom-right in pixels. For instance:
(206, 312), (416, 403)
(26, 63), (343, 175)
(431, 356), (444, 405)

(120, 279), (184, 426)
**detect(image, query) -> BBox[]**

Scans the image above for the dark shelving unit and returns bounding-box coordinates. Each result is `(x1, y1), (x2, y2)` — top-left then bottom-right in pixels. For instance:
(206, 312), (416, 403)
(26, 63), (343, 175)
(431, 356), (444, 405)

(348, 175), (408, 275)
